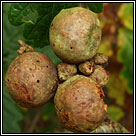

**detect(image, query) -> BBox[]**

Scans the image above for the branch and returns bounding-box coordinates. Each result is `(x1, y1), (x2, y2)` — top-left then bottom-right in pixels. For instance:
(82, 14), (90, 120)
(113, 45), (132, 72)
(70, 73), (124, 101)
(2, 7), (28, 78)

(26, 106), (44, 133)
(90, 116), (129, 133)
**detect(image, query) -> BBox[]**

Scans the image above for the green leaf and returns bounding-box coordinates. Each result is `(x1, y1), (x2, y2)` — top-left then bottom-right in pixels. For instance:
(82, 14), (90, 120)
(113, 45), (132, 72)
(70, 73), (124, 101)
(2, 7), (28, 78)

(118, 3), (133, 30)
(87, 3), (104, 13)
(108, 106), (124, 122)
(3, 4), (23, 133)
(8, 3), (78, 47)
(3, 3), (24, 74)
(35, 45), (62, 66)
(8, 3), (35, 26)
(117, 28), (133, 94)
(22, 3), (78, 47)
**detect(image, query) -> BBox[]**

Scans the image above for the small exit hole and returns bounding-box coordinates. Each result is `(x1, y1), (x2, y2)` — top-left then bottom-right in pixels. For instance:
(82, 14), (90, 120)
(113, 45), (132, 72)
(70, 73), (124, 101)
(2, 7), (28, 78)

(37, 80), (40, 83)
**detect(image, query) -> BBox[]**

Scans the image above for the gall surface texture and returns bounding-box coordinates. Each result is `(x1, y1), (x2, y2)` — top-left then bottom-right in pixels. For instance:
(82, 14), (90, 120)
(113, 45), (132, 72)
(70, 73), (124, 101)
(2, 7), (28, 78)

(54, 75), (107, 133)
(5, 52), (58, 108)
(50, 7), (101, 64)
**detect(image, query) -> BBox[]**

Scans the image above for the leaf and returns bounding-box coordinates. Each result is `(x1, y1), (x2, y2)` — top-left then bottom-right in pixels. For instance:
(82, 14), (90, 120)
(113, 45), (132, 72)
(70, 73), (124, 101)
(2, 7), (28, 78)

(108, 106), (124, 122)
(8, 3), (78, 48)
(87, 3), (104, 13)
(3, 4), (23, 133)
(118, 3), (133, 30)
(117, 28), (133, 94)
(23, 3), (78, 47)
(35, 45), (62, 66)
(8, 3), (35, 26)
(3, 3), (25, 73)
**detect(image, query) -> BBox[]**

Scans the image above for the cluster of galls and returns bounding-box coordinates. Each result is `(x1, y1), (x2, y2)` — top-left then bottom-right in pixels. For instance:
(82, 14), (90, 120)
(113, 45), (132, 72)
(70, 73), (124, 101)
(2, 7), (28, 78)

(5, 7), (110, 133)
(55, 53), (109, 133)
(51, 7), (109, 133)
(57, 53), (109, 86)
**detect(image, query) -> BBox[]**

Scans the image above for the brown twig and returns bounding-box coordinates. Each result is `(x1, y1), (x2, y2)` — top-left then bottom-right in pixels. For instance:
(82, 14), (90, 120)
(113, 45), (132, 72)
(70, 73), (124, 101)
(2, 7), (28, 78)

(79, 3), (88, 9)
(26, 106), (44, 133)
(90, 116), (129, 133)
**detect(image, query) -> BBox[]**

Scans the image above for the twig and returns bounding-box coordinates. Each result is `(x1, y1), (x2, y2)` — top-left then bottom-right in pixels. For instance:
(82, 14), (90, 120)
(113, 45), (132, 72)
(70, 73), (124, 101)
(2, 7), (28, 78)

(26, 106), (44, 133)
(17, 40), (34, 55)
(79, 3), (88, 9)
(90, 116), (129, 133)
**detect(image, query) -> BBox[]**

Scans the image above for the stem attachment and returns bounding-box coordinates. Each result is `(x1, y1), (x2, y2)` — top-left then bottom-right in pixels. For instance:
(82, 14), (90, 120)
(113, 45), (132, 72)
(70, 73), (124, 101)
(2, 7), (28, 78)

(17, 40), (34, 55)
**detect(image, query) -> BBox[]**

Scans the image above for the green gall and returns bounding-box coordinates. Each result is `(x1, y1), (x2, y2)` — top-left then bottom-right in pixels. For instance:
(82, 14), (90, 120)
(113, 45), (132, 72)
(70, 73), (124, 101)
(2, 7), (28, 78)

(49, 7), (101, 64)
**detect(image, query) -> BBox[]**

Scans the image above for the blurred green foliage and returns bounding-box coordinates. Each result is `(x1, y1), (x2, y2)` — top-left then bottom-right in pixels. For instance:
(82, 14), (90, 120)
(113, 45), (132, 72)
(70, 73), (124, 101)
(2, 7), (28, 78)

(96, 3), (133, 130)
(3, 83), (23, 133)
(118, 3), (133, 30)
(117, 28), (133, 93)
(3, 3), (24, 74)
(107, 73), (127, 106)
(3, 3), (24, 133)
(117, 3), (133, 93)
(108, 106), (124, 122)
